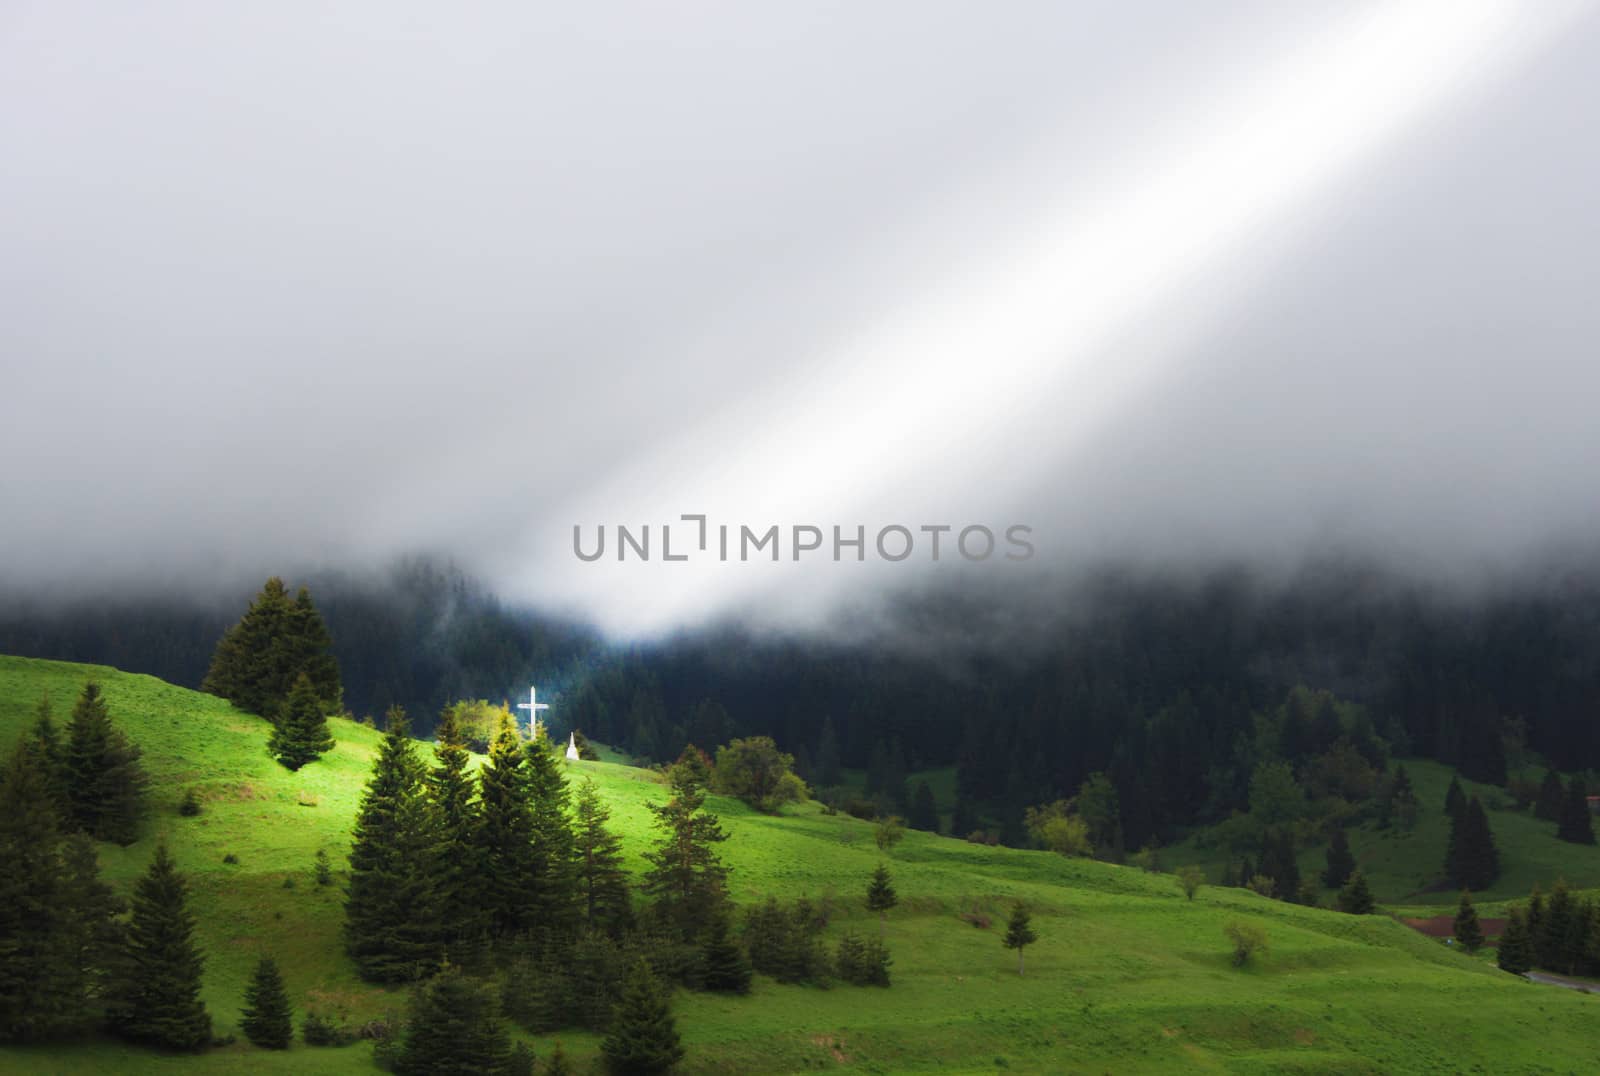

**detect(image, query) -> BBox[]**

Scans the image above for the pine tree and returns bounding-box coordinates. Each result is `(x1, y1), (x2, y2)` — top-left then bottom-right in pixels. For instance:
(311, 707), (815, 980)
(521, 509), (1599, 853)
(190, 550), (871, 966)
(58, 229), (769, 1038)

(642, 778), (730, 940)
(1383, 763), (1419, 830)
(1322, 827), (1355, 889)
(0, 739), (82, 1042)
(1444, 774), (1465, 819)
(1446, 796), (1500, 890)
(1003, 903), (1037, 976)
(545, 1041), (573, 1075)
(106, 843), (212, 1051)
(866, 863), (898, 934)
(398, 964), (513, 1076)
(30, 694), (69, 820)
(951, 794), (979, 839)
(203, 577), (342, 720)
(1536, 769), (1566, 822)
(600, 958), (684, 1075)
(698, 911), (752, 994)
(1497, 906), (1533, 975)
(1527, 885), (1548, 964)
(908, 780), (939, 832)
(268, 672), (336, 770)
(525, 731), (580, 944)
(1259, 828), (1299, 901)
(57, 833), (125, 1012)
(476, 713), (538, 937)
(1539, 879), (1581, 973)
(344, 707), (444, 983)
(574, 778), (633, 937)
(239, 956), (293, 1049)
(1337, 870), (1375, 915)
(427, 705), (486, 955)
(1556, 775), (1595, 844)
(64, 681), (148, 844)
(1453, 890), (1484, 952)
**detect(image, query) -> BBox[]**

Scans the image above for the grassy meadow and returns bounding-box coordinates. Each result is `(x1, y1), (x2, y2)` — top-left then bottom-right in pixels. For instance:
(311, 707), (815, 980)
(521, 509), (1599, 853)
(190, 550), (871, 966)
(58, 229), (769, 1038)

(3, 654), (1598, 1074)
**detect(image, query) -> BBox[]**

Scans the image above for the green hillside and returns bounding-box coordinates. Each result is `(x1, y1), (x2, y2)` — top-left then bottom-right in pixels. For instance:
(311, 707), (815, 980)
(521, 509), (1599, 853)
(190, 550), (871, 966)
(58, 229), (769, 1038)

(3, 654), (1597, 1074)
(1160, 758), (1600, 909)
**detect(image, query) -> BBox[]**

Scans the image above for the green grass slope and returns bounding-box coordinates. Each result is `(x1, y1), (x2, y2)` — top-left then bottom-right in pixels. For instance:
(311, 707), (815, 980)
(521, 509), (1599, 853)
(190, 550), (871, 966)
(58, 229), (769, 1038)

(1163, 758), (1600, 909)
(3, 655), (1597, 1074)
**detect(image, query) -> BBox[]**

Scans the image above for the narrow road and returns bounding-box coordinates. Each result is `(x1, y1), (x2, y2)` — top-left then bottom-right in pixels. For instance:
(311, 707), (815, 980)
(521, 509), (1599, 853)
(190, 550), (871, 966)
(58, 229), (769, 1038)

(1525, 971), (1599, 993)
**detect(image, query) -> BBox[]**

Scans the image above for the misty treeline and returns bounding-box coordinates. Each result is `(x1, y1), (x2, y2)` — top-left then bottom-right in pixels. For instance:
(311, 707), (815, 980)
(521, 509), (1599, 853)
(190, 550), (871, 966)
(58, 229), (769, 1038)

(7, 557), (1600, 846)
(0, 557), (597, 731)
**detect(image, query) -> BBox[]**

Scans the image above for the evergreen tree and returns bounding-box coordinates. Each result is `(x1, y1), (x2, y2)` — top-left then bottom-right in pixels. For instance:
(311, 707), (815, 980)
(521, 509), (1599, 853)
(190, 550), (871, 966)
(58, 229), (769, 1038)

(427, 705), (486, 955)
(1538, 879), (1579, 973)
(1446, 796), (1500, 890)
(526, 731), (581, 944)
(397, 965), (513, 1076)
(64, 681), (148, 844)
(1337, 870), (1375, 915)
(1003, 902), (1037, 976)
(642, 778), (730, 940)
(476, 713), (537, 936)
(951, 794), (979, 839)
(1497, 906), (1533, 975)
(0, 739), (81, 1042)
(1444, 774), (1465, 819)
(57, 833), (125, 1011)
(30, 694), (69, 820)
(106, 843), (212, 1051)
(1321, 826), (1355, 889)
(1259, 828), (1299, 900)
(1556, 775), (1595, 844)
(574, 778), (633, 937)
(866, 863), (898, 934)
(1536, 769), (1566, 822)
(1380, 763), (1419, 830)
(834, 931), (893, 986)
(816, 716), (842, 788)
(600, 958), (684, 1076)
(239, 956), (293, 1049)
(698, 911), (753, 994)
(1527, 885), (1548, 964)
(344, 707), (444, 983)
(908, 780), (939, 832)
(268, 672), (336, 770)
(545, 1042), (573, 1075)
(203, 577), (342, 720)
(1453, 890), (1484, 952)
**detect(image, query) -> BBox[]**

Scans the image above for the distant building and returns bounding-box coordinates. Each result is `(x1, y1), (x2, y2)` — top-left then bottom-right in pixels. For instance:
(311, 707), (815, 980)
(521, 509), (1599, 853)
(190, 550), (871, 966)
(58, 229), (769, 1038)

(1586, 795), (1600, 816)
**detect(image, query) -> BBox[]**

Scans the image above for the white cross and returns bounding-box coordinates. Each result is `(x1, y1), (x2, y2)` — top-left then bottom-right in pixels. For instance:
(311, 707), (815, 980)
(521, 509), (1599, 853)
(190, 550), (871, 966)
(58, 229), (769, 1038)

(516, 685), (549, 739)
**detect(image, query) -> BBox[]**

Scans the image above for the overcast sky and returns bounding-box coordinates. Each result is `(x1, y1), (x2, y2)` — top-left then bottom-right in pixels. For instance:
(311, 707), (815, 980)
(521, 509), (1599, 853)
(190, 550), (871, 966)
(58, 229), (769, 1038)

(4, 2), (1600, 637)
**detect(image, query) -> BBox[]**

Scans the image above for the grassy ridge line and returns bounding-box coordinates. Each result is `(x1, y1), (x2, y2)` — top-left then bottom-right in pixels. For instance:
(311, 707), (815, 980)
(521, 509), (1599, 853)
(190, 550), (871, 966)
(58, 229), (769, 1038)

(3, 655), (1598, 1074)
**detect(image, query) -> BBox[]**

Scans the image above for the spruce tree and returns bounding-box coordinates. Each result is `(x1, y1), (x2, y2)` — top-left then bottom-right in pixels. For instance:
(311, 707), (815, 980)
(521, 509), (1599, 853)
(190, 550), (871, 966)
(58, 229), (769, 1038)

(908, 780), (939, 832)
(526, 730), (580, 944)
(57, 832), (125, 1010)
(1556, 775), (1595, 844)
(476, 713), (537, 936)
(600, 958), (684, 1075)
(1539, 879), (1578, 973)
(106, 843), (211, 1051)
(574, 777), (633, 937)
(1337, 870), (1375, 915)
(30, 694), (69, 820)
(642, 777), (730, 940)
(1497, 906), (1533, 975)
(0, 739), (81, 1042)
(545, 1042), (573, 1075)
(1384, 763), (1419, 830)
(427, 705), (486, 955)
(1003, 902), (1037, 976)
(239, 956), (293, 1049)
(1321, 827), (1355, 889)
(1444, 774), (1465, 819)
(398, 965), (512, 1076)
(1259, 828), (1299, 900)
(1446, 796), (1500, 890)
(269, 672), (336, 770)
(951, 795), (979, 840)
(344, 707), (444, 983)
(1453, 890), (1484, 952)
(1527, 885), (1548, 964)
(866, 863), (898, 934)
(698, 911), (753, 994)
(204, 578), (342, 720)
(64, 681), (148, 845)
(1536, 769), (1566, 822)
